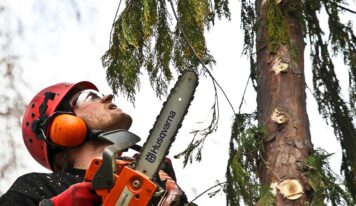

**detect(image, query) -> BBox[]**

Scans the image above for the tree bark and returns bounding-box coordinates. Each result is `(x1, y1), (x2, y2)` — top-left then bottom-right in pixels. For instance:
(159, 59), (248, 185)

(256, 0), (313, 204)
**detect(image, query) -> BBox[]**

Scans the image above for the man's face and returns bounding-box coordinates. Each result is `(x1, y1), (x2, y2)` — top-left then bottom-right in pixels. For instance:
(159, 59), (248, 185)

(70, 90), (132, 131)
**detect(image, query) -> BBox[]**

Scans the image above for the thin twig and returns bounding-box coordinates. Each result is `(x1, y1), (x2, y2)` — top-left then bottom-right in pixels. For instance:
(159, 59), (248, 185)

(188, 181), (227, 203)
(109, 0), (123, 46)
(238, 76), (251, 114)
(260, 155), (281, 181)
(336, 4), (356, 15)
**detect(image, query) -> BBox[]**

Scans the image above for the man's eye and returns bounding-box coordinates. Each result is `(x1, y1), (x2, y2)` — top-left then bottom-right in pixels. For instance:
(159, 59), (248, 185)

(88, 94), (101, 100)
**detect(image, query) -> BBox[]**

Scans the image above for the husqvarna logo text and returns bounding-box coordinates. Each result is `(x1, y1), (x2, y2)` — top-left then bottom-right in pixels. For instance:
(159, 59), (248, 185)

(145, 111), (176, 163)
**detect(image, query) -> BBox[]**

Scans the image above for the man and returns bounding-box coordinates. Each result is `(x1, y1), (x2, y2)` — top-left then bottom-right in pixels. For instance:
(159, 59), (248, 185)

(0, 81), (187, 206)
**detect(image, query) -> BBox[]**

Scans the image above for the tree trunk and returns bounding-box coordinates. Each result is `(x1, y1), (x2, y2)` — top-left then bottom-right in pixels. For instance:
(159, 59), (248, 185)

(256, 0), (313, 204)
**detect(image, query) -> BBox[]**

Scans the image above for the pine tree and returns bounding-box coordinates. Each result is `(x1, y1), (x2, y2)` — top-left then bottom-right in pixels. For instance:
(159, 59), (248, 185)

(102, 0), (356, 205)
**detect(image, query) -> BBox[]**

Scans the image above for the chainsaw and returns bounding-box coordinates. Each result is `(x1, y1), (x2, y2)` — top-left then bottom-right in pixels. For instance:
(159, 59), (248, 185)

(85, 70), (198, 206)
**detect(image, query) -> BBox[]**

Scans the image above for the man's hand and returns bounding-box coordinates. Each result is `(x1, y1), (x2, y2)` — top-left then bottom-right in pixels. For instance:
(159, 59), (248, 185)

(50, 182), (101, 206)
(159, 170), (188, 206)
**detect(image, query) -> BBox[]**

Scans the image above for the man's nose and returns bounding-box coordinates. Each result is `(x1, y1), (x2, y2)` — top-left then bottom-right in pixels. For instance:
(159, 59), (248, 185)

(102, 94), (114, 102)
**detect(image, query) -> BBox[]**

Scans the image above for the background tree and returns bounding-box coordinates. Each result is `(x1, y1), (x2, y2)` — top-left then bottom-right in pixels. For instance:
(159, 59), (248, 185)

(102, 0), (356, 205)
(0, 3), (28, 192)
(0, 0), (91, 195)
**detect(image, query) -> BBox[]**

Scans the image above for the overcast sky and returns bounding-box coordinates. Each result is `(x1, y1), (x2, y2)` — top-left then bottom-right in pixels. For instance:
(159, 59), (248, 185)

(3, 0), (355, 205)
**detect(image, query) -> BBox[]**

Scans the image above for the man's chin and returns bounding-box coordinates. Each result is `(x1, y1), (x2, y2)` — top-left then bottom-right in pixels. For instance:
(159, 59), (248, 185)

(123, 115), (133, 130)
(114, 114), (132, 130)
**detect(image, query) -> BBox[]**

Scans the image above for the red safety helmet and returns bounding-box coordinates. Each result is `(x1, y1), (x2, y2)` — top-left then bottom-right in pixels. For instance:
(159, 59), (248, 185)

(22, 81), (98, 170)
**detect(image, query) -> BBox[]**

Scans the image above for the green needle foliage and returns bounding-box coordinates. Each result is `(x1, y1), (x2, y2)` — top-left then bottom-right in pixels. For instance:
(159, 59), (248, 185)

(304, 149), (354, 205)
(102, 0), (230, 102)
(303, 0), (356, 199)
(266, 0), (290, 53)
(226, 113), (274, 205)
(102, 1), (145, 102)
(173, 0), (212, 72)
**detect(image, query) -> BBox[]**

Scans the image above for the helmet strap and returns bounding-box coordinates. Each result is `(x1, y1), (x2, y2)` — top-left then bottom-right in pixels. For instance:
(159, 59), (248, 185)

(31, 91), (56, 140)
(86, 129), (104, 140)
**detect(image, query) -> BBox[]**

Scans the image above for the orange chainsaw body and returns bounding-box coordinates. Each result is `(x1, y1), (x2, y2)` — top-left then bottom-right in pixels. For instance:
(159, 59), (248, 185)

(85, 158), (157, 206)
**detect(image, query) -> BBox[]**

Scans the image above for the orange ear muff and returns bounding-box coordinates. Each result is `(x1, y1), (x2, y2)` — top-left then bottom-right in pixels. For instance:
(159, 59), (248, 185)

(49, 114), (87, 147)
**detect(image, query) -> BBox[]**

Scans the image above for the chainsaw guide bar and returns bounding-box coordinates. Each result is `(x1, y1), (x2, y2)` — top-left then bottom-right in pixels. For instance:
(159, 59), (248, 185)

(136, 70), (198, 179)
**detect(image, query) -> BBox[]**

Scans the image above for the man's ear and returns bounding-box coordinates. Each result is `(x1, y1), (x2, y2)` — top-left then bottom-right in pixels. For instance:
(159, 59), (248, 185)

(49, 114), (87, 147)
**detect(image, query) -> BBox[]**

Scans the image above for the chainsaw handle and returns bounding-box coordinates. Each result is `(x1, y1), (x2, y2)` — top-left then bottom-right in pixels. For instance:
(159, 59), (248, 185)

(92, 130), (140, 189)
(159, 179), (184, 206)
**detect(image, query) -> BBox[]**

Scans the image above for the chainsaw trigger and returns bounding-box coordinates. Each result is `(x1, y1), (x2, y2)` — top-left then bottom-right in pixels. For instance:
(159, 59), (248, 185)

(153, 185), (166, 197)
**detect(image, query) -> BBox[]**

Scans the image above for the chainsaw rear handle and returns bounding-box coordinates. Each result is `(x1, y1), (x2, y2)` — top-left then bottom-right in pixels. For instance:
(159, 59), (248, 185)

(84, 130), (185, 206)
(85, 158), (182, 206)
(84, 130), (156, 206)
(85, 158), (157, 206)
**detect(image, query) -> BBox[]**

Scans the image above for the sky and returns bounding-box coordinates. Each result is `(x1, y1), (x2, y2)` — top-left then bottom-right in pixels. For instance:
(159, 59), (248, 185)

(2, 0), (355, 205)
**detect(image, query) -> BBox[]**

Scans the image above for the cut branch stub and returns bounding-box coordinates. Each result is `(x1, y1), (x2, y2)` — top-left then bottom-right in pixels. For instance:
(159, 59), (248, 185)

(270, 179), (304, 200)
(271, 108), (289, 125)
(272, 57), (289, 75)
(278, 179), (304, 200)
